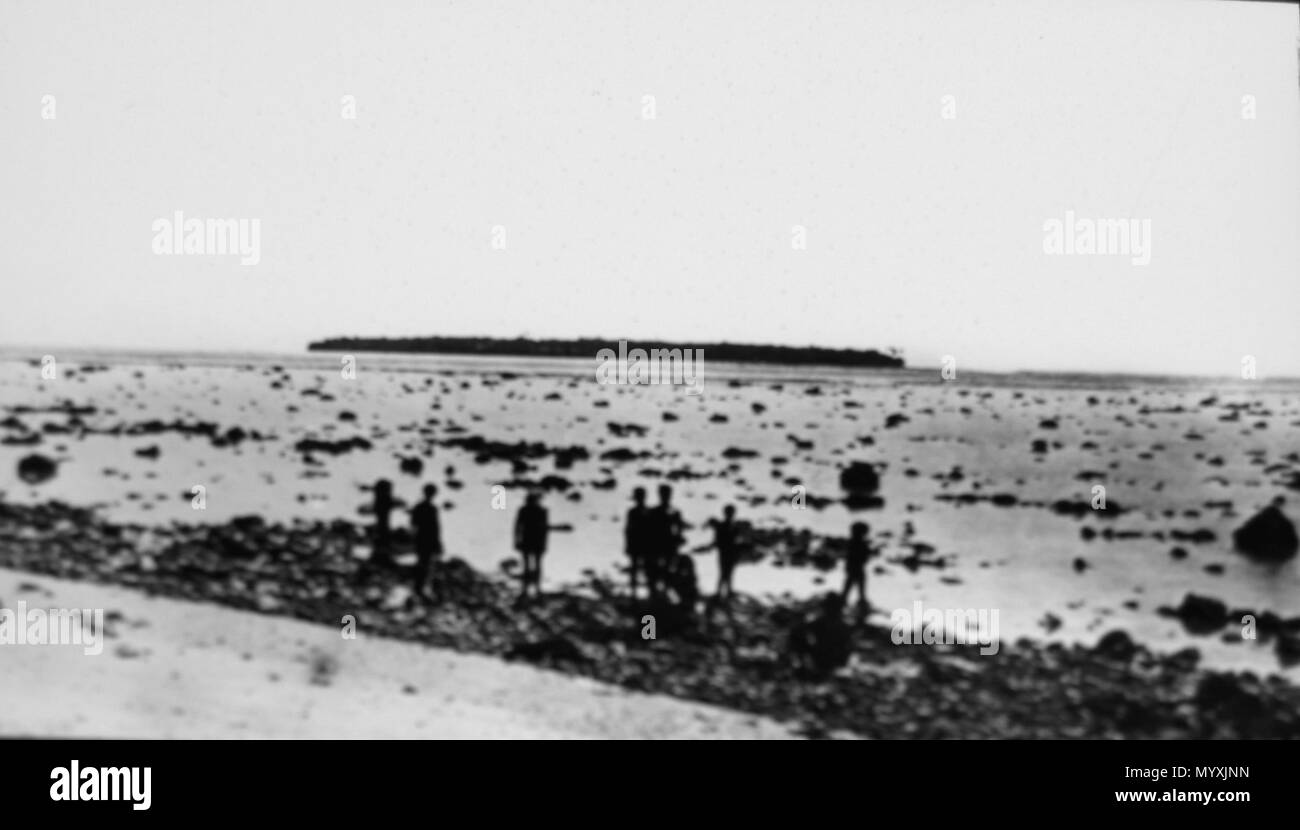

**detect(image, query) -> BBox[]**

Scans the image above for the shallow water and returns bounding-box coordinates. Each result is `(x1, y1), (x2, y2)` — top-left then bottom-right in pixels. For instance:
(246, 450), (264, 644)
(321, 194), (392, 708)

(2, 347), (1299, 677)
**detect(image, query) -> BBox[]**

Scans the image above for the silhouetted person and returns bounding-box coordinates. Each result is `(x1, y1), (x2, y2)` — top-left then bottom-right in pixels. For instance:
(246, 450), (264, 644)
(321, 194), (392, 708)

(371, 479), (395, 567)
(706, 504), (740, 601)
(790, 593), (852, 677)
(410, 484), (442, 600)
(668, 549), (699, 611)
(624, 487), (651, 596)
(514, 492), (551, 600)
(842, 521), (872, 608)
(647, 484), (685, 599)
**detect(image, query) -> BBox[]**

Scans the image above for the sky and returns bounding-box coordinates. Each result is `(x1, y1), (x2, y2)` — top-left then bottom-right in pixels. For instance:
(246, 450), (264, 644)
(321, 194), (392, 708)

(1, 0), (1297, 376)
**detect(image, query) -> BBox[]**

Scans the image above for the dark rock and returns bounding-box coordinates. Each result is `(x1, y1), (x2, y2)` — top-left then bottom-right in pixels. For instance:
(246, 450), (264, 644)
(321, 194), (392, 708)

(1163, 593), (1229, 635)
(1276, 633), (1300, 668)
(842, 494), (884, 511)
(600, 447), (649, 462)
(1094, 630), (1138, 662)
(722, 447), (760, 459)
(16, 454), (57, 484)
(1231, 505), (1298, 562)
(294, 436), (374, 455)
(606, 422), (648, 438)
(838, 462), (880, 494)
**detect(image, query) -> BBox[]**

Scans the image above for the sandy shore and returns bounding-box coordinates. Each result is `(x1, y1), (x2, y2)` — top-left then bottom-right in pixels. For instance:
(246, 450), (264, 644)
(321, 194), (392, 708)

(4, 502), (1299, 738)
(0, 567), (796, 739)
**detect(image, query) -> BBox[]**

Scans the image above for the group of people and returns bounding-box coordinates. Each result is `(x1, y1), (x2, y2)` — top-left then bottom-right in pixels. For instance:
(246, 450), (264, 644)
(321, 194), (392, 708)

(367, 478), (877, 610)
(624, 487), (876, 611)
(623, 485), (698, 603)
(368, 479), (444, 600)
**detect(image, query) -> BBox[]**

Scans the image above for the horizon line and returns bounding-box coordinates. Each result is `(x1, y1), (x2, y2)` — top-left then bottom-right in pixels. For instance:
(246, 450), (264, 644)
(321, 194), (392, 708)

(0, 342), (1294, 384)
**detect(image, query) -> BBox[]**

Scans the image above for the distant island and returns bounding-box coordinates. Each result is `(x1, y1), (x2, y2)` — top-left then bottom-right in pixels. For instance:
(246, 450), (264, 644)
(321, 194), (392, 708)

(307, 336), (906, 369)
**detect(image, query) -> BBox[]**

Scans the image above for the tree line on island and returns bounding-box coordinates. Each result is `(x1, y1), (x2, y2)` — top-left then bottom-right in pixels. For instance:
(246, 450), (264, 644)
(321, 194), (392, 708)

(307, 336), (906, 369)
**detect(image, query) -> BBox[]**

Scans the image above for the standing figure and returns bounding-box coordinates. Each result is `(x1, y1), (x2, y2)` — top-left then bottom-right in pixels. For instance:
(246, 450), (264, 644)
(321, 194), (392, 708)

(709, 504), (740, 601)
(647, 484), (685, 599)
(370, 479), (395, 567)
(624, 487), (651, 596)
(841, 521), (872, 608)
(410, 484), (443, 600)
(514, 491), (551, 600)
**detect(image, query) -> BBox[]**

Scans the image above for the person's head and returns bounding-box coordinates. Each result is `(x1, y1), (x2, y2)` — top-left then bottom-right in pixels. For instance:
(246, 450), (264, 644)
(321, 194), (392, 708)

(632, 486), (646, 506)
(525, 491), (541, 506)
(723, 504), (736, 520)
(374, 479), (392, 498)
(851, 521), (869, 540)
(658, 484), (673, 505)
(423, 483), (438, 501)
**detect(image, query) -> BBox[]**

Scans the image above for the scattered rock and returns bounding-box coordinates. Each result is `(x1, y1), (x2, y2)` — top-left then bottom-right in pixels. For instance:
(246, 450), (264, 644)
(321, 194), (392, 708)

(1094, 630), (1138, 662)
(1162, 594), (1229, 635)
(16, 454), (57, 485)
(838, 462), (880, 494)
(1232, 504), (1298, 562)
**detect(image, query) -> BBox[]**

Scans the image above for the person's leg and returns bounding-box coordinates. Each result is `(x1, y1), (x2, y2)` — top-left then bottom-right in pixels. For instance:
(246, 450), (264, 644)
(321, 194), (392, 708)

(413, 550), (428, 595)
(527, 552), (540, 596)
(430, 554), (444, 601)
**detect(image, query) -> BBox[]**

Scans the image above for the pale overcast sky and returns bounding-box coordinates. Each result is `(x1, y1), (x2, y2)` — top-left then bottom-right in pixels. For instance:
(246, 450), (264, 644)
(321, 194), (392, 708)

(1, 0), (1297, 375)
